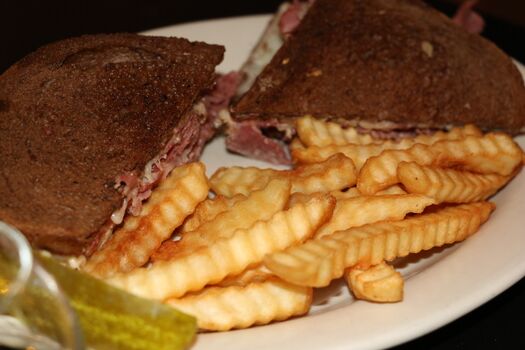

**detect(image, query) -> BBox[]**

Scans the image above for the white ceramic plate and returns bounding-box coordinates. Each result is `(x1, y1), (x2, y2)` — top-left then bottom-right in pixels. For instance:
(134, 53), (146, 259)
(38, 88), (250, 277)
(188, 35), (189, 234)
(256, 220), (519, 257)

(144, 15), (525, 350)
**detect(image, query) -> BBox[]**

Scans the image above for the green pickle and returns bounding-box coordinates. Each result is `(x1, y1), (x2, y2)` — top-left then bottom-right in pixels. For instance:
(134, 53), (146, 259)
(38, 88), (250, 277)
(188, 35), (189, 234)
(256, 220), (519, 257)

(37, 253), (197, 350)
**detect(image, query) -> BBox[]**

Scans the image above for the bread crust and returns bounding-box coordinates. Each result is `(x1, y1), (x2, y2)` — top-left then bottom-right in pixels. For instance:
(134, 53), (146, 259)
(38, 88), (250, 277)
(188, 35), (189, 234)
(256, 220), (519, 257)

(0, 33), (224, 254)
(233, 0), (525, 133)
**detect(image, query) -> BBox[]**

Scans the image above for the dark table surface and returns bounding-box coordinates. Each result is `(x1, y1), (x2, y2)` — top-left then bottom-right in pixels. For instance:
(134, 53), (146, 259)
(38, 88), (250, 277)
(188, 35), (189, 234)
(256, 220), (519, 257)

(1, 1), (524, 349)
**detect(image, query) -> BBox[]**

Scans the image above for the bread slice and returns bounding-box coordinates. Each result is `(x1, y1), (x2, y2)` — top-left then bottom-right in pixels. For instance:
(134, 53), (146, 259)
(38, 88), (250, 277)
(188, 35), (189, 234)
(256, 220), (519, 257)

(233, 0), (525, 133)
(0, 33), (224, 254)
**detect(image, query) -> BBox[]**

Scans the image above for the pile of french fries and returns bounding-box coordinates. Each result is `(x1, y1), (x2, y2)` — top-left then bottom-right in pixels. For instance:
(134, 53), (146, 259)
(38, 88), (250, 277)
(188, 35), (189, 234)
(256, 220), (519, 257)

(83, 115), (524, 331)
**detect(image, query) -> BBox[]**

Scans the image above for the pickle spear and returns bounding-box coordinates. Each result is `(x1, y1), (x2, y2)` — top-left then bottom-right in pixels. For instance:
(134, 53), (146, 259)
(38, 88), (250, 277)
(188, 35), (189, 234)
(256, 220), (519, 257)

(37, 253), (197, 350)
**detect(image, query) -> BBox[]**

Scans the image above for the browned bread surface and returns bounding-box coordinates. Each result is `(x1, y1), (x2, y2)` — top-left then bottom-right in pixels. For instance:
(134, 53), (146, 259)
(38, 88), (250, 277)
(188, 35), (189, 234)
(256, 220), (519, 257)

(233, 0), (525, 133)
(0, 33), (224, 254)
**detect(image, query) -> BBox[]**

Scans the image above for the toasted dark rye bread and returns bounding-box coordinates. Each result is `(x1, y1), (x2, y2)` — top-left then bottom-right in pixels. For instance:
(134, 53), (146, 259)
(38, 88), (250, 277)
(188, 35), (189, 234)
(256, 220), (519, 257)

(233, 0), (525, 133)
(0, 33), (224, 255)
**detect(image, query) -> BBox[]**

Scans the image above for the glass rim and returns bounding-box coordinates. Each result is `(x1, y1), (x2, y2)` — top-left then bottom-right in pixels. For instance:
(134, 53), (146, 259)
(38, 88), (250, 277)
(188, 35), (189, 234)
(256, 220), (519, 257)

(33, 261), (84, 348)
(0, 221), (33, 306)
(0, 221), (84, 349)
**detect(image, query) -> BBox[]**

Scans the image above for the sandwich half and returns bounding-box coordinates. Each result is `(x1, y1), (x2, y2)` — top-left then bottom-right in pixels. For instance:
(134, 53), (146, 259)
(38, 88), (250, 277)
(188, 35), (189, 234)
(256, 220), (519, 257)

(229, 0), (525, 164)
(0, 33), (225, 255)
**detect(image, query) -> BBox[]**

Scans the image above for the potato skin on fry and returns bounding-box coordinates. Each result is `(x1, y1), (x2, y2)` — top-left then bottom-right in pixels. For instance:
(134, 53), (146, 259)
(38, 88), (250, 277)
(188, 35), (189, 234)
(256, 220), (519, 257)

(84, 162), (209, 278)
(166, 277), (312, 331)
(264, 202), (495, 287)
(398, 162), (510, 203)
(107, 194), (335, 300)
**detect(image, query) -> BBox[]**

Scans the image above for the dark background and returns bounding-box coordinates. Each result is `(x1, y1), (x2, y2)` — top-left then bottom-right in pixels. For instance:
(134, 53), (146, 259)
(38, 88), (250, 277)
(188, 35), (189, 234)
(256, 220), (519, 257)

(1, 1), (524, 349)
(1, 0), (525, 72)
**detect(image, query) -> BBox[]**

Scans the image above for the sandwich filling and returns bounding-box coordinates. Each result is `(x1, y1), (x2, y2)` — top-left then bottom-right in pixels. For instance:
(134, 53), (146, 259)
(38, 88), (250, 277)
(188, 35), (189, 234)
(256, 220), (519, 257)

(87, 72), (240, 254)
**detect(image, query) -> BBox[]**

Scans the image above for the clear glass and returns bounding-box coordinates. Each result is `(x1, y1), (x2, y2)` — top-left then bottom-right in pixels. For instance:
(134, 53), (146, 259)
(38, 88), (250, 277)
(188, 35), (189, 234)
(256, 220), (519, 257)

(0, 221), (84, 349)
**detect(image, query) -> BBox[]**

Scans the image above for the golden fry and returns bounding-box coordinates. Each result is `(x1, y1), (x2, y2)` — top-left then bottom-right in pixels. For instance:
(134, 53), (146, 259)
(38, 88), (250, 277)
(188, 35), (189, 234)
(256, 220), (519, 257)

(214, 265), (273, 288)
(330, 187), (363, 199)
(210, 166), (276, 197)
(357, 143), (437, 195)
(153, 179), (291, 261)
(376, 185), (407, 196)
(210, 154), (356, 197)
(287, 187), (361, 208)
(166, 277), (312, 331)
(409, 124), (482, 145)
(295, 115), (480, 148)
(357, 134), (523, 195)
(345, 263), (404, 303)
(84, 162), (209, 278)
(296, 115), (374, 147)
(398, 162), (510, 203)
(431, 133), (523, 176)
(107, 194), (335, 299)
(180, 194), (246, 234)
(315, 194), (435, 238)
(291, 153), (357, 194)
(264, 202), (494, 287)
(291, 140), (415, 169)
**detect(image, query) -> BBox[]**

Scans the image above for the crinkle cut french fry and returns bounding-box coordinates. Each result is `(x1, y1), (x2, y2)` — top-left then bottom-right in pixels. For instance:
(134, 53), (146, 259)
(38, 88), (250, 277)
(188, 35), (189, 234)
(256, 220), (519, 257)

(166, 277), (312, 331)
(287, 188), (360, 208)
(152, 179), (291, 261)
(376, 185), (407, 196)
(327, 185), (406, 199)
(84, 162), (209, 278)
(210, 154), (356, 197)
(296, 115), (374, 147)
(292, 153), (357, 194)
(412, 124), (482, 144)
(330, 187), (362, 199)
(357, 143), (437, 195)
(214, 265), (273, 288)
(150, 240), (181, 263)
(264, 202), (494, 287)
(357, 134), (524, 195)
(107, 194), (335, 300)
(180, 178), (291, 247)
(295, 115), (481, 148)
(291, 137), (418, 169)
(398, 162), (510, 203)
(315, 194), (436, 238)
(180, 194), (246, 234)
(431, 133), (523, 176)
(288, 186), (409, 211)
(210, 166), (277, 197)
(345, 262), (404, 303)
